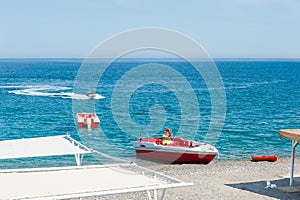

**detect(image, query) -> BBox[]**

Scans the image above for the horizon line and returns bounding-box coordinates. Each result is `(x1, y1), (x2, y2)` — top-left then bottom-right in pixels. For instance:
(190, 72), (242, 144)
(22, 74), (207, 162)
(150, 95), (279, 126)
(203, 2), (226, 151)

(0, 57), (300, 61)
(0, 56), (300, 59)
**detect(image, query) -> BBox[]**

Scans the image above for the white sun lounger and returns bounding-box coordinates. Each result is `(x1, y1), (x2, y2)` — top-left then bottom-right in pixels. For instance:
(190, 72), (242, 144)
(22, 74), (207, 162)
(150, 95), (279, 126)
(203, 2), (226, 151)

(0, 135), (92, 166)
(0, 135), (192, 200)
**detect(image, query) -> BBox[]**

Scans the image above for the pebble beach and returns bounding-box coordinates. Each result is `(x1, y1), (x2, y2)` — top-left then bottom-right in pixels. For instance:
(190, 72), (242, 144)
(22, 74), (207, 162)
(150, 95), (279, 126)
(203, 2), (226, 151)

(88, 157), (300, 200)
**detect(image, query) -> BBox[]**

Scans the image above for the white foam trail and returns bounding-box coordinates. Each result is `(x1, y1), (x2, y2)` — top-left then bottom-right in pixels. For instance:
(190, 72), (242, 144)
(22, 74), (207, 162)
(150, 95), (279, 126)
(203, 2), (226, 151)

(62, 93), (105, 100)
(5, 85), (105, 100)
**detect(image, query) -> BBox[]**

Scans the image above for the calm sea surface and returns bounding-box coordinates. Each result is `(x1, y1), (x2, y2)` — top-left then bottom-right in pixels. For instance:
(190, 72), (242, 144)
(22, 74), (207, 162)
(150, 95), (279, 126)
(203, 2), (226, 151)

(0, 58), (299, 168)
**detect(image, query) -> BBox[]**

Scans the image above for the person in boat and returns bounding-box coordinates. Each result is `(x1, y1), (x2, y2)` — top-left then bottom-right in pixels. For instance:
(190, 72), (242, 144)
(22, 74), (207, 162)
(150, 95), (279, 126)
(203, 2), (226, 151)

(86, 114), (92, 130)
(86, 91), (95, 98)
(162, 128), (172, 138)
(162, 128), (173, 145)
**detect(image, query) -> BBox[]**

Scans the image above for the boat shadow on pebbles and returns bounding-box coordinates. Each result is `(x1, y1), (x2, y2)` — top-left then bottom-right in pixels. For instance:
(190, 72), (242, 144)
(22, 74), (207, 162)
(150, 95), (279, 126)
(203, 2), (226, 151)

(226, 177), (300, 200)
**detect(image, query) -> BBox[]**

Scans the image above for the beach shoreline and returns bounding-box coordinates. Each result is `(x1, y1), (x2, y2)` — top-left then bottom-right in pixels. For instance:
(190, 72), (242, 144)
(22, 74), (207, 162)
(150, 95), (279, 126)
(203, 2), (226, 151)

(92, 157), (300, 200)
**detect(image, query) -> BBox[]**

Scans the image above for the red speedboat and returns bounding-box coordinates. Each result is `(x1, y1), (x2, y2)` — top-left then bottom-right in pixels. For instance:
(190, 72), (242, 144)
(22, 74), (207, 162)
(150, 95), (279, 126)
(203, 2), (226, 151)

(132, 137), (218, 164)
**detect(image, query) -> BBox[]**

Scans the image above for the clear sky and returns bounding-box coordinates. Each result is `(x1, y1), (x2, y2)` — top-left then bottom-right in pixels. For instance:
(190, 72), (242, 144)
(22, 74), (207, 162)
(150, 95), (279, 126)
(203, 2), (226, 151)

(0, 0), (299, 58)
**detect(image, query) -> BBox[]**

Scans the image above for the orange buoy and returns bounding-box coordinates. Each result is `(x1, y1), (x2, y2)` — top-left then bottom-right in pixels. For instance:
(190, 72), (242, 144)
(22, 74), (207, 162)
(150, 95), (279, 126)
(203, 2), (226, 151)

(251, 155), (278, 162)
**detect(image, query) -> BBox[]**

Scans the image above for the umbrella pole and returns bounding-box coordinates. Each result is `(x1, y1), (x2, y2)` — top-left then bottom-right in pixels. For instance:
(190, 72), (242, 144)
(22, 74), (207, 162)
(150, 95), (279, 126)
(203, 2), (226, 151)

(290, 140), (298, 186)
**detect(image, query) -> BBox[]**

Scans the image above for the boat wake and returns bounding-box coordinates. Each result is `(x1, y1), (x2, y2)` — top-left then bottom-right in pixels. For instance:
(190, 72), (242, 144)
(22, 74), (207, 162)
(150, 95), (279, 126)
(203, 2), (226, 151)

(4, 85), (105, 100)
(69, 93), (105, 100)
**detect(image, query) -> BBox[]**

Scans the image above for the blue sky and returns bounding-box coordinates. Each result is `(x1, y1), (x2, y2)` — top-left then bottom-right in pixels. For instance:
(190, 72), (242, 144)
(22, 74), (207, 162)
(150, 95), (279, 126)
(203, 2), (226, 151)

(0, 0), (299, 58)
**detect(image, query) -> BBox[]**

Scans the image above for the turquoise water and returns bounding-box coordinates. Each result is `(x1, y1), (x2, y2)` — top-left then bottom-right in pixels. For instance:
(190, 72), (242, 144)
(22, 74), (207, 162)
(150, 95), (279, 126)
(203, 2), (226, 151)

(0, 58), (299, 168)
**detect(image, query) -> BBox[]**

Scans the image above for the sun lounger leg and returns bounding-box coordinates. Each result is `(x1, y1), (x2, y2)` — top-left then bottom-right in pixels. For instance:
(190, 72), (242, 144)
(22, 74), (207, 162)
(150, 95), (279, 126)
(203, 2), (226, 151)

(154, 189), (157, 200)
(146, 190), (153, 200)
(75, 153), (84, 166)
(290, 140), (298, 186)
(160, 189), (167, 200)
(145, 189), (160, 200)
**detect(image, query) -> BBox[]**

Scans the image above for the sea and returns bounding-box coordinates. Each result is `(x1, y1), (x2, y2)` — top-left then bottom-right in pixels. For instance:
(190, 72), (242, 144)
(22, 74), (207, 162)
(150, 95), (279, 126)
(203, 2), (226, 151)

(0, 58), (299, 169)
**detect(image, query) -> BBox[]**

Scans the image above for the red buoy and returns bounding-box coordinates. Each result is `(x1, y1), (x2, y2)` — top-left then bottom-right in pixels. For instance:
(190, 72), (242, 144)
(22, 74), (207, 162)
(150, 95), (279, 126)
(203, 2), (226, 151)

(251, 155), (278, 162)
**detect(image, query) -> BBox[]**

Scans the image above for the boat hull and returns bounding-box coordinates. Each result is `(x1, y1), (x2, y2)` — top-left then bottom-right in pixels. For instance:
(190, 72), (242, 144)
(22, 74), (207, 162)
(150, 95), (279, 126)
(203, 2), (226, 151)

(78, 123), (99, 128)
(135, 149), (216, 164)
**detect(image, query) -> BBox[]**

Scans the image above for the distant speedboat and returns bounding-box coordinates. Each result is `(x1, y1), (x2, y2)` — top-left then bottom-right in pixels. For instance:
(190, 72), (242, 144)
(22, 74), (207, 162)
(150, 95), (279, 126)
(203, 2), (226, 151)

(77, 113), (100, 129)
(86, 91), (95, 99)
(132, 137), (218, 164)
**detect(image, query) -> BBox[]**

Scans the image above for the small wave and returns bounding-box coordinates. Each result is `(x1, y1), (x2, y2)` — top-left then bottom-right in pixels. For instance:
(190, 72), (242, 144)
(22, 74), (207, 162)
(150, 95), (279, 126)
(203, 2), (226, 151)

(6, 85), (105, 100)
(225, 80), (287, 90)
